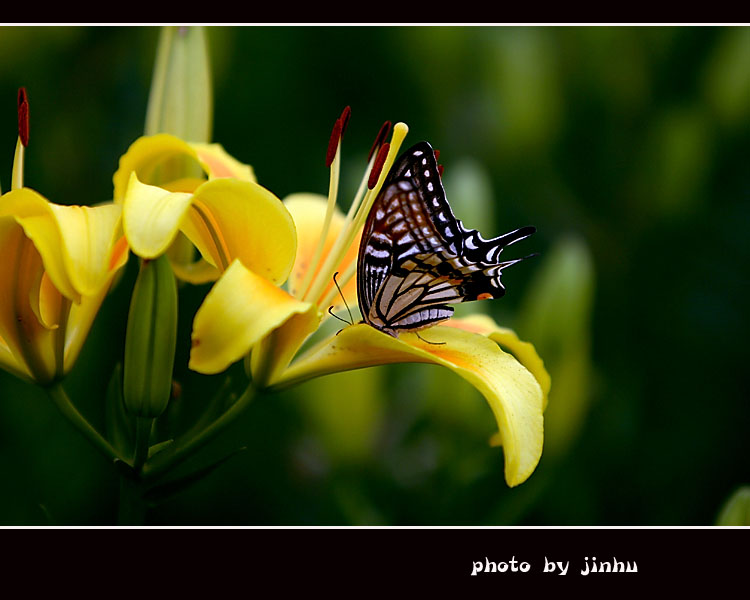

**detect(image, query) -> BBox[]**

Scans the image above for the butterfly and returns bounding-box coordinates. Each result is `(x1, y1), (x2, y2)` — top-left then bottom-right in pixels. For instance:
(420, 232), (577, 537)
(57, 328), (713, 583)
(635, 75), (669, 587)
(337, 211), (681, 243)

(356, 141), (535, 338)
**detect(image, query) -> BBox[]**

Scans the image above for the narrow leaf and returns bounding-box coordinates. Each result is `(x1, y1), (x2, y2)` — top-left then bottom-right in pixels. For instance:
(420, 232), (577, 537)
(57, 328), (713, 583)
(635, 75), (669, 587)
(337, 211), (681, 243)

(143, 446), (246, 505)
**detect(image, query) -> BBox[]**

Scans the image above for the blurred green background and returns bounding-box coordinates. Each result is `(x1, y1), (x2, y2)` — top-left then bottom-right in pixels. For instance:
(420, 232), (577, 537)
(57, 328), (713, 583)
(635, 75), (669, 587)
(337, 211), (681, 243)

(0, 25), (747, 525)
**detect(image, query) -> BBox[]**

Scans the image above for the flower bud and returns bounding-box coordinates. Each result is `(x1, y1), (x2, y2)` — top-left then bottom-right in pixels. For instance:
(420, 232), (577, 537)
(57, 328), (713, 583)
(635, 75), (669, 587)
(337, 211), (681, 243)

(123, 255), (178, 417)
(145, 26), (212, 143)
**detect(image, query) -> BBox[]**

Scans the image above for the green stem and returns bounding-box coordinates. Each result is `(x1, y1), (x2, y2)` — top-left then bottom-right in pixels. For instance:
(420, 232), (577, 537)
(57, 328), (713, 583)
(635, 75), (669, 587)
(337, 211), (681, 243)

(133, 417), (154, 473)
(143, 384), (256, 481)
(46, 381), (122, 464)
(118, 478), (147, 526)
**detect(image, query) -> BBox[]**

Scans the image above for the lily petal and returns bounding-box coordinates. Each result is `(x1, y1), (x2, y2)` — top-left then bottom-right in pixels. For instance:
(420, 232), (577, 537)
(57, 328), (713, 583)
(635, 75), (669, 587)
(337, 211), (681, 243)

(191, 142), (256, 181)
(1, 189), (124, 301)
(0, 189), (76, 301)
(113, 134), (256, 201)
(284, 193), (360, 309)
(274, 323), (545, 487)
(64, 233), (128, 372)
(123, 173), (193, 259)
(0, 222), (36, 370)
(63, 271), (117, 373)
(180, 178), (297, 285)
(168, 255), (221, 284)
(189, 259), (317, 376)
(0, 333), (31, 380)
(444, 314), (551, 409)
(45, 202), (124, 298)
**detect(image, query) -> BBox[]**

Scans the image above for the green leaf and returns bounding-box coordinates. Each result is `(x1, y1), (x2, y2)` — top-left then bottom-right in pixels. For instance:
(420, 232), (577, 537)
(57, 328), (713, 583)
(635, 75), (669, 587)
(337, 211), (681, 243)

(143, 446), (246, 505)
(148, 439), (174, 459)
(188, 376), (237, 436)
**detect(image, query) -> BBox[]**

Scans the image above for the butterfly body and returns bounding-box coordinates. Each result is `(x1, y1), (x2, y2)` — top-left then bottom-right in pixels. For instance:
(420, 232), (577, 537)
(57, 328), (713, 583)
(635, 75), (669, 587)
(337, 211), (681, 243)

(356, 141), (535, 338)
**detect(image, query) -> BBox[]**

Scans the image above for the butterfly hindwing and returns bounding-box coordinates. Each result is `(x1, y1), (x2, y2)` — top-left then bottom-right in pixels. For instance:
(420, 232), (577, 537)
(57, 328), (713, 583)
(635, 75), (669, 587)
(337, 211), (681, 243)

(357, 141), (535, 337)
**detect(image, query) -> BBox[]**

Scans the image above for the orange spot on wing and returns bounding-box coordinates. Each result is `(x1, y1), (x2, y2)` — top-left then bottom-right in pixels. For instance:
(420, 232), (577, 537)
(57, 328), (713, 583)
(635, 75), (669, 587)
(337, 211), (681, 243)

(477, 292), (493, 301)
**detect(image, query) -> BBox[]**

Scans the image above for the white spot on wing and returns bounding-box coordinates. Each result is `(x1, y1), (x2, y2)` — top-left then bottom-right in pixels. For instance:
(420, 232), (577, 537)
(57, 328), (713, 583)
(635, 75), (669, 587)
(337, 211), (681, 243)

(367, 247), (390, 259)
(398, 245), (420, 260)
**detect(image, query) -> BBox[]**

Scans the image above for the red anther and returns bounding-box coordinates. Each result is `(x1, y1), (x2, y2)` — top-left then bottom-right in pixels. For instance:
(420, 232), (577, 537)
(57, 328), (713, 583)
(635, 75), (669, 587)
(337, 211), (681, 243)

(368, 143), (390, 189)
(17, 87), (29, 147)
(339, 106), (351, 137)
(325, 117), (343, 168)
(367, 121), (392, 162)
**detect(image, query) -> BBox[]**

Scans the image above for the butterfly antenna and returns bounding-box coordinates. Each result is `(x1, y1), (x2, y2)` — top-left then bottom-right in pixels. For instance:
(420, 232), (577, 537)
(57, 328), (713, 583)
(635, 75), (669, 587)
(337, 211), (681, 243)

(327, 306), (352, 335)
(331, 271), (353, 324)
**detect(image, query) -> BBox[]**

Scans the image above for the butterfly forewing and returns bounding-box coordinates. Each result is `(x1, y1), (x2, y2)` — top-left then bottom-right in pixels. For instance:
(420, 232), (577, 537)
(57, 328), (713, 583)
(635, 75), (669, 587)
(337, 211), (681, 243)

(357, 141), (535, 337)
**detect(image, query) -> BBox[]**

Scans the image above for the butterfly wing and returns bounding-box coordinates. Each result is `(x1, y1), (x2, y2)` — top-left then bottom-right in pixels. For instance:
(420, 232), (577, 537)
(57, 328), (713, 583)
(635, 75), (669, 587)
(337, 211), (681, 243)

(357, 141), (534, 336)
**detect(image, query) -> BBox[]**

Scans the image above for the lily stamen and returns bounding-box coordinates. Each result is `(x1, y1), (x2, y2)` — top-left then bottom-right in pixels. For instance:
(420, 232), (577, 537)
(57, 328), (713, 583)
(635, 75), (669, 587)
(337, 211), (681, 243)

(341, 121), (390, 225)
(303, 121), (408, 307)
(368, 120), (392, 163)
(315, 130), (390, 312)
(18, 88), (29, 148)
(295, 106), (350, 301)
(12, 87), (29, 191)
(367, 142), (389, 190)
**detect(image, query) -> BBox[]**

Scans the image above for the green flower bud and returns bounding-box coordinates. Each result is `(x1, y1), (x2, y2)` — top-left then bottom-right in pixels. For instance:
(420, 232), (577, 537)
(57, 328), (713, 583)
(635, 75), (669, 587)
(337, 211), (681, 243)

(145, 26), (212, 143)
(123, 255), (178, 418)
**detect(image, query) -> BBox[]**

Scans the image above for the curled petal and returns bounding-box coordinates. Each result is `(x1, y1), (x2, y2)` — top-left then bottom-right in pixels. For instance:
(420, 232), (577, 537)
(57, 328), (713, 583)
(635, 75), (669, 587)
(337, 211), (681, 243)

(444, 314), (550, 409)
(164, 231), (220, 284)
(189, 260), (317, 375)
(181, 179), (297, 284)
(45, 202), (124, 297)
(123, 173), (193, 259)
(249, 307), (322, 389)
(113, 134), (256, 201)
(191, 143), (256, 181)
(1, 189), (124, 301)
(274, 323), (545, 487)
(169, 255), (221, 284)
(0, 193), (127, 382)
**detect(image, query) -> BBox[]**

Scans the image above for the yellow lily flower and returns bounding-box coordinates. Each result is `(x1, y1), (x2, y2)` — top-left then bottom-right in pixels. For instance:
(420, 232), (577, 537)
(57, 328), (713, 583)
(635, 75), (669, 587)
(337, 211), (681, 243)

(0, 92), (128, 384)
(188, 109), (550, 487)
(113, 133), (295, 285)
